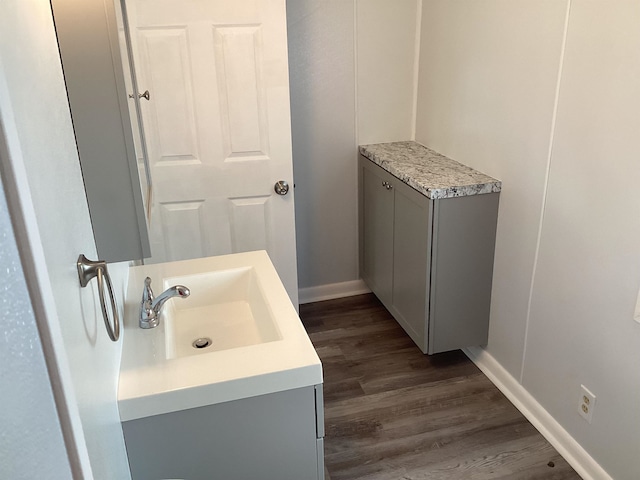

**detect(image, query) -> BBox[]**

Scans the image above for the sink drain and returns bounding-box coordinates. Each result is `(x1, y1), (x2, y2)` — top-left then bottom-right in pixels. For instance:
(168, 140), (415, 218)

(192, 337), (212, 349)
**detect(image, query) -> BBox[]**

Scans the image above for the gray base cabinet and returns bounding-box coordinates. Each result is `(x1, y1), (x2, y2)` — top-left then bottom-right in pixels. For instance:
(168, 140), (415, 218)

(122, 385), (325, 480)
(359, 155), (499, 354)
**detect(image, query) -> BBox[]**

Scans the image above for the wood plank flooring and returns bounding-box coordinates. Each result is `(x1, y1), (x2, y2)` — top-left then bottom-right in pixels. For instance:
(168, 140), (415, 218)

(300, 294), (581, 480)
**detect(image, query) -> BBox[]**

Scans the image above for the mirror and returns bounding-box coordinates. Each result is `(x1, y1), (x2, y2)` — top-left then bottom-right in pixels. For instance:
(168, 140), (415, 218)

(113, 0), (153, 223)
(51, 0), (299, 302)
(50, 0), (151, 263)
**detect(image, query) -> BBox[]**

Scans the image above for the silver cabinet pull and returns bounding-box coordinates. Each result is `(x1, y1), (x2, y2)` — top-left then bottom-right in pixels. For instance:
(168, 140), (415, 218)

(77, 255), (120, 342)
(382, 181), (393, 190)
(274, 180), (290, 195)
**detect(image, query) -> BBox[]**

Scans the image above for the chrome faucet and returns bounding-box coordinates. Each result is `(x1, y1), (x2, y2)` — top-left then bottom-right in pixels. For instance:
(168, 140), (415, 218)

(139, 277), (190, 329)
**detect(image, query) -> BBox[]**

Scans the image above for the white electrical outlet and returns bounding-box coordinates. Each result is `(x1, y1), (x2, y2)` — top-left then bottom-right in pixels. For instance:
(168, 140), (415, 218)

(578, 385), (596, 423)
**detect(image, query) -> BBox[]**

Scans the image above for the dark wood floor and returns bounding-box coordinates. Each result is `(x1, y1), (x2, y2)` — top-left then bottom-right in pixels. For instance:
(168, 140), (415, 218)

(300, 294), (581, 480)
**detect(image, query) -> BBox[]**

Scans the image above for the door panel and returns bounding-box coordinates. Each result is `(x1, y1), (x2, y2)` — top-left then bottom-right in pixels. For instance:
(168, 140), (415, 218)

(362, 165), (393, 306)
(213, 25), (268, 158)
(159, 201), (207, 261)
(125, 0), (298, 304)
(392, 184), (430, 350)
(228, 196), (271, 253)
(138, 27), (200, 164)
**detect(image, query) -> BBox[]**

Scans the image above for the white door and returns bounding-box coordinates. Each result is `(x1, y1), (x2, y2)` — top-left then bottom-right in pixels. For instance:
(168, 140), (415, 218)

(125, 0), (298, 304)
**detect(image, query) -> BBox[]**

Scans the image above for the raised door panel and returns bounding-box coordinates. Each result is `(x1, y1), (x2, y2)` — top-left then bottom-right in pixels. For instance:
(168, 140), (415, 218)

(361, 162), (394, 306)
(213, 25), (269, 161)
(137, 27), (200, 165)
(158, 200), (207, 261)
(391, 181), (431, 352)
(228, 195), (271, 253)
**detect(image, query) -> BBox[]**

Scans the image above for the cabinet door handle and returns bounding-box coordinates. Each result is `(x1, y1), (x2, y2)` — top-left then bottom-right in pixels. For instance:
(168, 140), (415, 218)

(381, 181), (393, 190)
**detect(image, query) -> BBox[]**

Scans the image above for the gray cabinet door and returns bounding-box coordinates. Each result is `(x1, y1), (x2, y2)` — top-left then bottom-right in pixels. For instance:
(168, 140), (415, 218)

(391, 180), (431, 352)
(361, 162), (394, 306)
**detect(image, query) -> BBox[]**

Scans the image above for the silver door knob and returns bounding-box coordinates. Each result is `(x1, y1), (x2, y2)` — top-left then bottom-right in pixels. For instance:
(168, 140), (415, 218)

(274, 180), (289, 195)
(129, 90), (150, 101)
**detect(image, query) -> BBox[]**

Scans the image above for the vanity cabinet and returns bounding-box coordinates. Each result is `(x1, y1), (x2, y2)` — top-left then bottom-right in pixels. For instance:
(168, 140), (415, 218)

(359, 154), (499, 354)
(122, 384), (325, 480)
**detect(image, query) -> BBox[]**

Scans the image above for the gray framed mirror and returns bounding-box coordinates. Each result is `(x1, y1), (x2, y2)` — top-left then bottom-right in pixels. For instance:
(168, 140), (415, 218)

(50, 0), (151, 262)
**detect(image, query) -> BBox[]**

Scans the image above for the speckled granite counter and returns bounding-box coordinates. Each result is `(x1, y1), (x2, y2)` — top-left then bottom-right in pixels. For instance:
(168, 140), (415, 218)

(359, 141), (501, 200)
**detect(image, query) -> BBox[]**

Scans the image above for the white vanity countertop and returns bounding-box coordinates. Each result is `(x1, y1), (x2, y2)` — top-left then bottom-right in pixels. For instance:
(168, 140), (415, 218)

(118, 251), (322, 422)
(359, 141), (501, 199)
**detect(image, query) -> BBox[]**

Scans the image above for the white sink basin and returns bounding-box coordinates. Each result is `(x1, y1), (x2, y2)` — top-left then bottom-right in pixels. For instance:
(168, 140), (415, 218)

(118, 251), (322, 422)
(163, 267), (281, 359)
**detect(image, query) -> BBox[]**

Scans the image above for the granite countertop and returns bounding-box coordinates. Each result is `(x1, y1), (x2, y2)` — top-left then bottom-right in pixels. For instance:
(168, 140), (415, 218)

(359, 141), (501, 200)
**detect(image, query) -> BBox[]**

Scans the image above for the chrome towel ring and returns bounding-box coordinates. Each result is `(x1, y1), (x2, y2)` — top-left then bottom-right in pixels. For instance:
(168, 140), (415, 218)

(77, 254), (120, 342)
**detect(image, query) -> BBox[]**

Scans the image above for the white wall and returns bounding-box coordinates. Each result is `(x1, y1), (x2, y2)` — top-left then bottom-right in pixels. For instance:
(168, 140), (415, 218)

(0, 1), (131, 478)
(524, 3), (640, 478)
(287, 0), (419, 300)
(415, 1), (640, 478)
(0, 174), (72, 479)
(356, 0), (420, 145)
(415, 0), (569, 377)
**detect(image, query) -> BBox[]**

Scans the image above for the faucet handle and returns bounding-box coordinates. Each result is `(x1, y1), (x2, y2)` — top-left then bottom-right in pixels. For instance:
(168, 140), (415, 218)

(142, 277), (154, 305)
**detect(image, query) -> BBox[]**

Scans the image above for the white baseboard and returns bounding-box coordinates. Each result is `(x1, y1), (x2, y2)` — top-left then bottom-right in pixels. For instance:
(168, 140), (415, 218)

(463, 346), (611, 480)
(298, 279), (371, 305)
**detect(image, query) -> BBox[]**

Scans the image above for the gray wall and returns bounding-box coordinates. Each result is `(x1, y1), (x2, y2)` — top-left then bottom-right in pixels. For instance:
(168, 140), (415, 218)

(287, 0), (358, 291)
(287, 0), (419, 297)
